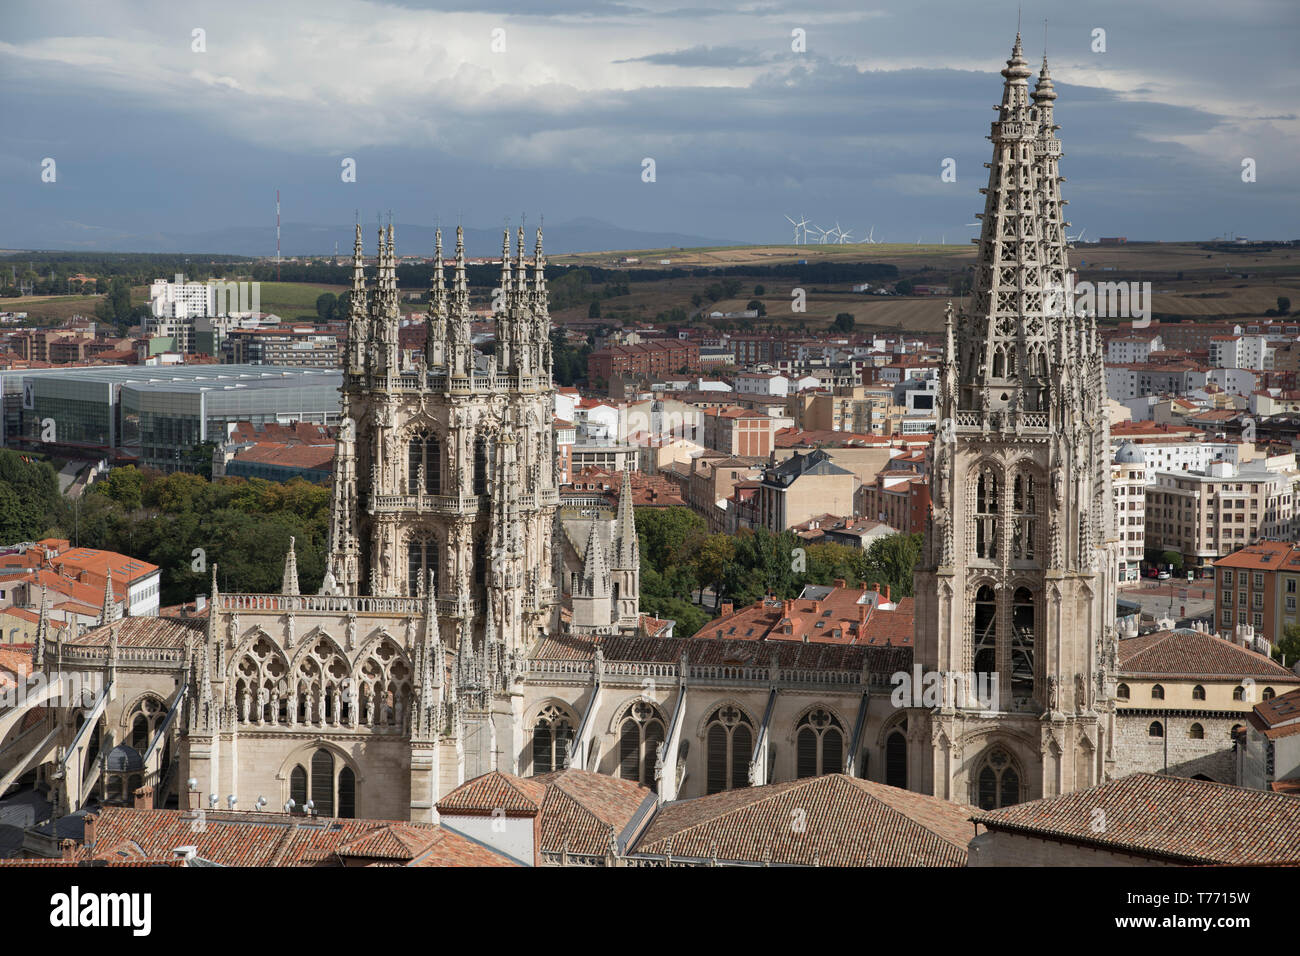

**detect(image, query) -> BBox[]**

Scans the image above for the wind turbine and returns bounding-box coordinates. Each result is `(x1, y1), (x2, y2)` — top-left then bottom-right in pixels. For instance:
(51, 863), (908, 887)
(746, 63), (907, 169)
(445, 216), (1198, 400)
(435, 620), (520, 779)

(865, 226), (878, 244)
(836, 226), (855, 244)
(785, 214), (811, 245)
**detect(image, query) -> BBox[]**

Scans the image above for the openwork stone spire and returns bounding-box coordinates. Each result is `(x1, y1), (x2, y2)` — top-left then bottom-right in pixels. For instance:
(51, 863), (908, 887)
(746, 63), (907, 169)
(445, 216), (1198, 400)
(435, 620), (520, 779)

(957, 32), (1063, 422)
(101, 566), (119, 623)
(281, 536), (300, 595)
(347, 224), (369, 373)
(615, 468), (639, 568)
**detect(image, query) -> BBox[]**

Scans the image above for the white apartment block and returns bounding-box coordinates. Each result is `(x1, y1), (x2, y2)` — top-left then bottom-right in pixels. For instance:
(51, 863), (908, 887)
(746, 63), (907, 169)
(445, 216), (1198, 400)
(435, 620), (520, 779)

(1106, 334), (1163, 365)
(1108, 438), (1244, 485)
(733, 372), (790, 397)
(1111, 445), (1147, 584)
(1209, 334), (1272, 371)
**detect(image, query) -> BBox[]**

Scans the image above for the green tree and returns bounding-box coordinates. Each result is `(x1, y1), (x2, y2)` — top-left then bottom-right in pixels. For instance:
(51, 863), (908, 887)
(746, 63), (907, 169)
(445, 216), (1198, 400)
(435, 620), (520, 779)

(894, 279), (914, 296)
(1279, 296), (1291, 315)
(859, 532), (924, 599)
(316, 292), (338, 321)
(694, 534), (736, 607)
(0, 482), (44, 542)
(753, 284), (765, 296)
(588, 300), (601, 318)
(97, 466), (145, 511)
(746, 299), (766, 317)
(831, 312), (855, 333)
(1273, 623), (1300, 668)
(634, 507), (707, 574)
(1159, 550), (1184, 571)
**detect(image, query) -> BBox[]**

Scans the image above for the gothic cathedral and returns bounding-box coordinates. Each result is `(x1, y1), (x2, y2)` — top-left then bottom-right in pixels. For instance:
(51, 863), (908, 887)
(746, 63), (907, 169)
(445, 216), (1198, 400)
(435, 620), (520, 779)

(912, 36), (1119, 809)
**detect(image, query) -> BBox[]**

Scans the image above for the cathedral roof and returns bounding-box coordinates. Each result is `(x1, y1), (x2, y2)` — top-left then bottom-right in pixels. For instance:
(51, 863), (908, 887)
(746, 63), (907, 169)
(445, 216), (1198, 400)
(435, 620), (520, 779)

(436, 770), (546, 816)
(531, 630), (912, 674)
(1117, 629), (1300, 683)
(69, 615), (205, 648)
(532, 769), (657, 858)
(631, 774), (972, 866)
(971, 773), (1300, 865)
(79, 806), (515, 867)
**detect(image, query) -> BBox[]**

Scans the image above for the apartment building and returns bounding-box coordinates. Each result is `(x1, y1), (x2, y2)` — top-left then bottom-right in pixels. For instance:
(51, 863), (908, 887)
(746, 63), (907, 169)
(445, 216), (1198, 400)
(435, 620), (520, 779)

(1145, 461), (1295, 570)
(1213, 540), (1300, 645)
(701, 406), (780, 457)
(1112, 443), (1147, 583)
(223, 327), (341, 367)
(753, 448), (857, 532)
(587, 340), (700, 390)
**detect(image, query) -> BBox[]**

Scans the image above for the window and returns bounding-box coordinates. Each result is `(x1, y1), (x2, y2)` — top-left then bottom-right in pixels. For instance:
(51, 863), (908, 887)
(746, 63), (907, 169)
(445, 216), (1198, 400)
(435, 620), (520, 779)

(1192, 685), (1206, 701)
(1148, 721), (1164, 738)
(617, 701), (665, 790)
(1011, 473), (1037, 561)
(1222, 570), (1233, 586)
(1263, 687), (1276, 700)
(407, 431), (441, 495)
(1151, 684), (1165, 700)
(1010, 588), (1035, 698)
(795, 708), (844, 778)
(473, 434), (491, 495)
(973, 585), (997, 678)
(1233, 685), (1247, 701)
(885, 728), (907, 789)
(705, 704), (754, 794)
(974, 466), (999, 560)
(974, 747), (1020, 811)
(1116, 683), (1130, 701)
(407, 535), (439, 596)
(290, 748), (355, 818)
(532, 704), (575, 774)
(1188, 723), (1204, 740)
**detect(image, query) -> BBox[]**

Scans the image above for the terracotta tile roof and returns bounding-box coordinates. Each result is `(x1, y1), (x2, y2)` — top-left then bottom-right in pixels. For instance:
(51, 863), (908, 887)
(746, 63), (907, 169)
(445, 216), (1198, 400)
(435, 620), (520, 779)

(531, 630), (912, 674)
(52, 547), (158, 583)
(231, 441), (335, 471)
(1117, 629), (1300, 683)
(531, 769), (655, 857)
(632, 775), (972, 866)
(972, 773), (1300, 865)
(71, 615), (206, 648)
(436, 770), (547, 815)
(84, 806), (512, 867)
(1215, 540), (1300, 571)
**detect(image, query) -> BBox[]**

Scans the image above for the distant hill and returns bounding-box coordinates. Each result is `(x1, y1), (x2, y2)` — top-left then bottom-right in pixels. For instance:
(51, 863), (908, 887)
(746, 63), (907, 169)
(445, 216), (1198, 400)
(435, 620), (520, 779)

(10, 218), (746, 257)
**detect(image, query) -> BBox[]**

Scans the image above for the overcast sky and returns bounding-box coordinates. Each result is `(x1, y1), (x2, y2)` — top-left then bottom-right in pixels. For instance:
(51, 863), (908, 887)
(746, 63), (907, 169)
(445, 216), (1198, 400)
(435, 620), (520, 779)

(2, 0), (1297, 251)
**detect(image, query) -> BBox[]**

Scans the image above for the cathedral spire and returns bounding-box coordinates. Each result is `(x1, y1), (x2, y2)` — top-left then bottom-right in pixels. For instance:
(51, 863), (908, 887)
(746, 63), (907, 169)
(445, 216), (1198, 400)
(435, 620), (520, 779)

(615, 468), (638, 568)
(101, 566), (119, 623)
(347, 223), (369, 373)
(580, 517), (609, 598)
(282, 536), (300, 595)
(426, 227), (447, 369)
(515, 226), (527, 295)
(499, 229), (513, 304)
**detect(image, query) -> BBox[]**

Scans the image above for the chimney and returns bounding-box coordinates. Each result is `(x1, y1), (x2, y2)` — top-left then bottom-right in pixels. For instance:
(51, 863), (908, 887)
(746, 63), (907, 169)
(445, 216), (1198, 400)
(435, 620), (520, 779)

(871, 581), (879, 595)
(884, 584), (891, 603)
(720, 601), (733, 616)
(783, 599), (794, 618)
(133, 785), (154, 811)
(83, 812), (97, 848)
(186, 788), (201, 811)
(60, 838), (78, 862)
(833, 578), (846, 589)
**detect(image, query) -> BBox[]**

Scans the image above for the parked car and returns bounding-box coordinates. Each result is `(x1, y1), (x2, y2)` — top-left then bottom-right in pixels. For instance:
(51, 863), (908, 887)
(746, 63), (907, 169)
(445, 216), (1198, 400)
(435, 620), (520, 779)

(1157, 571), (1171, 580)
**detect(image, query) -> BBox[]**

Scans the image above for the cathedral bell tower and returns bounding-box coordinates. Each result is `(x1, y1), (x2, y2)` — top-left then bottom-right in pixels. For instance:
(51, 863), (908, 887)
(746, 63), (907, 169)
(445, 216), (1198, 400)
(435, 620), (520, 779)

(912, 35), (1118, 810)
(323, 221), (560, 775)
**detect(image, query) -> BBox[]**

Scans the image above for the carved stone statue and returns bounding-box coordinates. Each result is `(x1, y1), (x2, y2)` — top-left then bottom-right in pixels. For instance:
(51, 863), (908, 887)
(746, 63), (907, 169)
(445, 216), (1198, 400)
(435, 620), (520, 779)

(1047, 675), (1060, 712)
(304, 688), (314, 724)
(285, 614), (296, 649)
(346, 615), (357, 651)
(332, 687), (342, 725)
(240, 687), (250, 722)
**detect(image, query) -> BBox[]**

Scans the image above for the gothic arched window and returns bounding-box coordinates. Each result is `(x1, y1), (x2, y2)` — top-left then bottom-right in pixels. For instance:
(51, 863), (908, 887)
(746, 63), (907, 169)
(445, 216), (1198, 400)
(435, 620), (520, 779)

(532, 705), (574, 774)
(885, 729), (907, 789)
(705, 704), (753, 795)
(1010, 587), (1035, 699)
(975, 467), (999, 560)
(408, 534), (439, 596)
(131, 715), (149, 754)
(1011, 472), (1037, 561)
(473, 435), (492, 495)
(974, 747), (1020, 811)
(290, 765), (307, 807)
(973, 585), (997, 678)
(617, 701), (665, 790)
(311, 749), (335, 817)
(1116, 683), (1130, 700)
(408, 432), (441, 495)
(293, 748), (355, 818)
(795, 708), (844, 778)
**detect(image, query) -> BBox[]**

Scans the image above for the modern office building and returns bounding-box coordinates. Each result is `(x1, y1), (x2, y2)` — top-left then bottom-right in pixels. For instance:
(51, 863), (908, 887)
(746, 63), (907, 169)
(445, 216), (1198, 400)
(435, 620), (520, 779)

(0, 364), (342, 471)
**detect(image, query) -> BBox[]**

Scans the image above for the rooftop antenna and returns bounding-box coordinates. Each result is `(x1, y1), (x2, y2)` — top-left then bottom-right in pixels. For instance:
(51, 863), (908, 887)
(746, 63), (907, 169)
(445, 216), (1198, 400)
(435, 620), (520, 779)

(276, 189), (281, 281)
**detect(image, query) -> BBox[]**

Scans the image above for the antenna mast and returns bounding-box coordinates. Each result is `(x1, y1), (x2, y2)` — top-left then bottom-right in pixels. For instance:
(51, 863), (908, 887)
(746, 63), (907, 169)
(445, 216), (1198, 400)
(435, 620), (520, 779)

(276, 189), (281, 282)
